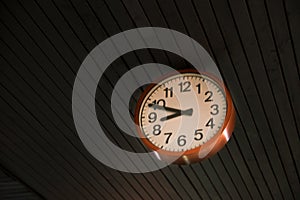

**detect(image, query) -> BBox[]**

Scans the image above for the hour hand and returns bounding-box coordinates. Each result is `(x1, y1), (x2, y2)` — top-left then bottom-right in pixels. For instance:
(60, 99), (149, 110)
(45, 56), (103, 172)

(160, 108), (193, 121)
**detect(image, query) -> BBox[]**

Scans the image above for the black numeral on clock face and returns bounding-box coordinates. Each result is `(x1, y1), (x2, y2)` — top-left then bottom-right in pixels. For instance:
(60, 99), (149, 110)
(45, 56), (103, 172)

(153, 125), (161, 135)
(152, 99), (166, 108)
(194, 129), (203, 141)
(196, 83), (201, 94)
(148, 112), (157, 123)
(179, 81), (191, 92)
(164, 132), (172, 144)
(177, 135), (187, 146)
(205, 91), (213, 102)
(210, 104), (219, 115)
(206, 118), (215, 129)
(163, 87), (173, 98)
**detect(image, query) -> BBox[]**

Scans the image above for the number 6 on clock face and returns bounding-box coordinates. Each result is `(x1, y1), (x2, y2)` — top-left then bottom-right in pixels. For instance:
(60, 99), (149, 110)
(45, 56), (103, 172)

(135, 70), (235, 164)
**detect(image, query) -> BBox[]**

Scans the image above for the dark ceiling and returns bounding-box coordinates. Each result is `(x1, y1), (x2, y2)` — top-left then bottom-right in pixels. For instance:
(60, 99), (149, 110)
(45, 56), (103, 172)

(0, 0), (299, 199)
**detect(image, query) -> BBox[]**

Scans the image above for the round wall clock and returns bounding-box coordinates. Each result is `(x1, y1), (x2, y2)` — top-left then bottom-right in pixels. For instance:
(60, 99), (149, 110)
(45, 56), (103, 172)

(135, 70), (235, 164)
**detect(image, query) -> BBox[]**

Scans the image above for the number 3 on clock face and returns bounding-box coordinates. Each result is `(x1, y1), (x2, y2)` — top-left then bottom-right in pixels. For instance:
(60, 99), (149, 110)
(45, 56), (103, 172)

(134, 70), (235, 164)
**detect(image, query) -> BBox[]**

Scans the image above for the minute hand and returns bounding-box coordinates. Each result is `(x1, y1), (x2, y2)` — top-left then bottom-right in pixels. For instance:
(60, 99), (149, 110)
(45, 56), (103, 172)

(148, 103), (182, 113)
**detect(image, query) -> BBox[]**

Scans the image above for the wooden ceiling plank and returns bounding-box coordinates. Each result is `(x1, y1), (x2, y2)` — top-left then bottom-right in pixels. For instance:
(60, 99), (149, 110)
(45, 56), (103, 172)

(0, 31), (129, 199)
(223, 138), (263, 199)
(242, 0), (299, 198)
(264, 0), (300, 193)
(1, 0), (162, 198)
(169, 166), (203, 199)
(192, 0), (281, 198)
(180, 165), (212, 200)
(0, 29), (131, 198)
(200, 160), (231, 199)
(0, 83), (108, 199)
(191, 164), (222, 200)
(232, 118), (272, 199)
(0, 36), (136, 200)
(283, 0), (300, 77)
(211, 0), (297, 199)
(0, 145), (60, 200)
(0, 165), (43, 200)
(0, 128), (69, 200)
(133, 0), (186, 68)
(216, 150), (251, 200)
(121, 0), (173, 68)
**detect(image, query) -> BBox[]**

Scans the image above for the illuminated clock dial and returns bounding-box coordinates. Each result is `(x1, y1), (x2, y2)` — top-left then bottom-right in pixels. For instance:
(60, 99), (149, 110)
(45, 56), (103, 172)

(135, 71), (235, 164)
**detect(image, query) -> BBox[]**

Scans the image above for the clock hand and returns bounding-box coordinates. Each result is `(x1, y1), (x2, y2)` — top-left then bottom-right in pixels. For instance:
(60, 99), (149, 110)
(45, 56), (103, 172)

(148, 103), (182, 113)
(148, 103), (193, 121)
(160, 108), (193, 121)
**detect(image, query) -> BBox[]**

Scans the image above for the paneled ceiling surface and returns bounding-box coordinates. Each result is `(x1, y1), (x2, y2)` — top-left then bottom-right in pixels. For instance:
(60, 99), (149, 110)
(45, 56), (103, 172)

(0, 0), (299, 199)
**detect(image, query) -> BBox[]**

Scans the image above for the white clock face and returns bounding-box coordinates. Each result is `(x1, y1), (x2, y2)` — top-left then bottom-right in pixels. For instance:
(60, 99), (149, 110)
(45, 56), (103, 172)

(138, 73), (227, 152)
